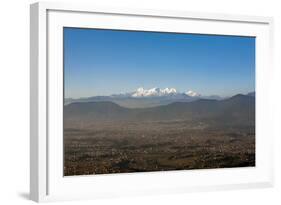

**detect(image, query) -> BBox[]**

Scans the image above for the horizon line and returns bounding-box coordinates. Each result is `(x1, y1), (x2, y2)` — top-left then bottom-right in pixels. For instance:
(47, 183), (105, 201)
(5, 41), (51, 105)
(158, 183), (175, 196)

(65, 90), (255, 100)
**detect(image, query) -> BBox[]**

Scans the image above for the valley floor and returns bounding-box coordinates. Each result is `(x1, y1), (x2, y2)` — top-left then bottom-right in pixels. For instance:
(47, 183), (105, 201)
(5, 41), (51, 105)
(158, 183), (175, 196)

(64, 120), (255, 176)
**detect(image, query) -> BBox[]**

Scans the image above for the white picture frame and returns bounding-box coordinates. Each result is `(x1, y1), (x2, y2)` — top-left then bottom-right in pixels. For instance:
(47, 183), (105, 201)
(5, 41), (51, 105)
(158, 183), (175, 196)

(30, 1), (274, 202)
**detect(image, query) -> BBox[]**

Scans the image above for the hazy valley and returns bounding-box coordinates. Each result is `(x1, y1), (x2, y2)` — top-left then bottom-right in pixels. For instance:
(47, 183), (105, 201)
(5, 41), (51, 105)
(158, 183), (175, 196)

(64, 93), (255, 176)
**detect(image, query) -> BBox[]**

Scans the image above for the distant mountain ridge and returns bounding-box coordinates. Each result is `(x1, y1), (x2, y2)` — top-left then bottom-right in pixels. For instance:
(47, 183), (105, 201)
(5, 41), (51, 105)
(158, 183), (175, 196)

(65, 87), (247, 108)
(247, 92), (255, 97)
(64, 93), (255, 126)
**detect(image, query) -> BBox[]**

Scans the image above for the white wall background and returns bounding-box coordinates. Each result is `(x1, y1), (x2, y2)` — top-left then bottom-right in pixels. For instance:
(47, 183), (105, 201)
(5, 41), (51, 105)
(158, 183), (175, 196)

(0, 0), (280, 204)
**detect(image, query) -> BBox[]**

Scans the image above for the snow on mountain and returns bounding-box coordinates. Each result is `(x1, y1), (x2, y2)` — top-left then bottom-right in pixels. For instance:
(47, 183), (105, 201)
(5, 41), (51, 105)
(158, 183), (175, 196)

(131, 87), (200, 98)
(185, 90), (201, 97)
(162, 87), (177, 95)
(132, 87), (178, 97)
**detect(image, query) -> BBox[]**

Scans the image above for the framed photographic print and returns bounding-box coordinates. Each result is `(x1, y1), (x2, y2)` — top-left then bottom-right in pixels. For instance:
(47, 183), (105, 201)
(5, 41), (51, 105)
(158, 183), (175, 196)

(30, 2), (274, 202)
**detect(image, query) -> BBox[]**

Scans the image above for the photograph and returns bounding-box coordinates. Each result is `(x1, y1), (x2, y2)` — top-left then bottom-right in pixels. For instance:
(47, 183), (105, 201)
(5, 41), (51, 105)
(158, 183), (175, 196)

(63, 27), (255, 176)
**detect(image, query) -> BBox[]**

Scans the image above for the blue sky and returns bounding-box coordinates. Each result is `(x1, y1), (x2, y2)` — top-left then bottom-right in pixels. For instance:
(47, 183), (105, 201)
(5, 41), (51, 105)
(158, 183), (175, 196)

(64, 27), (255, 98)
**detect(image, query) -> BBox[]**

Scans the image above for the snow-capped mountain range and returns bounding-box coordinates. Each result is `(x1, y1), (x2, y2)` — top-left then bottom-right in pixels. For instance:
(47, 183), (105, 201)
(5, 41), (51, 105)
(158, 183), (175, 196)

(128, 87), (200, 98)
(65, 88), (254, 108)
(65, 87), (204, 108)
